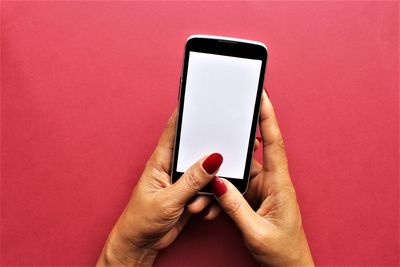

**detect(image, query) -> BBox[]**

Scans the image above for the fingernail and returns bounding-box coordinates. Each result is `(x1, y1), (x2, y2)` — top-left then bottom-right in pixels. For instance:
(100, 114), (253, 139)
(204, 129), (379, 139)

(211, 176), (227, 198)
(256, 136), (262, 143)
(202, 153), (223, 174)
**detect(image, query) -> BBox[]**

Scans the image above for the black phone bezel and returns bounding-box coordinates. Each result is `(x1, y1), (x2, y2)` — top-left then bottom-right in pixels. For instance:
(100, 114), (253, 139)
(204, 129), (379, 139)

(171, 36), (268, 194)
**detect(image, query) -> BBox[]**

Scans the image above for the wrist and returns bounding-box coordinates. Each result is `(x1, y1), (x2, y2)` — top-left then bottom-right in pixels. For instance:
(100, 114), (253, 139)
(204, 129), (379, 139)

(252, 231), (314, 267)
(285, 232), (314, 267)
(97, 229), (158, 267)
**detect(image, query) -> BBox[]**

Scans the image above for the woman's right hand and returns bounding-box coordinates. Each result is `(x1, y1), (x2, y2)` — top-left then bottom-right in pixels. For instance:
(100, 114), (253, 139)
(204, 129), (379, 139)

(211, 91), (314, 266)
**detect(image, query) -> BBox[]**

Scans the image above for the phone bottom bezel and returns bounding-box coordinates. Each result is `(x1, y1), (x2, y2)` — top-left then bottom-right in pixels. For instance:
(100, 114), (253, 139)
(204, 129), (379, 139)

(171, 173), (250, 195)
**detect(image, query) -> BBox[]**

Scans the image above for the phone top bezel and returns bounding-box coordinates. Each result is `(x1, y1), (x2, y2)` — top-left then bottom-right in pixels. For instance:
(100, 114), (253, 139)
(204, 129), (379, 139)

(171, 35), (268, 194)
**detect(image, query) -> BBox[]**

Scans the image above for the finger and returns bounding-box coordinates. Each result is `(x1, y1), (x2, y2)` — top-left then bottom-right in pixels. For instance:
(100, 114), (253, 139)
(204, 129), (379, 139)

(203, 204), (221, 221)
(171, 209), (191, 234)
(246, 159), (264, 208)
(250, 158), (263, 178)
(157, 108), (178, 151)
(244, 175), (262, 209)
(259, 90), (288, 172)
(154, 210), (191, 250)
(186, 195), (212, 214)
(211, 177), (257, 232)
(150, 108), (178, 172)
(165, 153), (223, 206)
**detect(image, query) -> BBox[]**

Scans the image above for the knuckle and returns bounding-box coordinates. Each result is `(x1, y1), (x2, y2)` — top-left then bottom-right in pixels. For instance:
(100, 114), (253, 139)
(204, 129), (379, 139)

(272, 183), (297, 208)
(145, 157), (165, 176)
(145, 156), (161, 170)
(276, 136), (285, 150)
(224, 195), (242, 216)
(183, 171), (202, 192)
(186, 204), (197, 214)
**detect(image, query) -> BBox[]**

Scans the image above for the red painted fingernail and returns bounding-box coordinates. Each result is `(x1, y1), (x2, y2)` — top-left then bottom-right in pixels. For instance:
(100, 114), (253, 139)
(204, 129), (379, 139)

(256, 136), (262, 143)
(202, 153), (223, 174)
(211, 176), (227, 198)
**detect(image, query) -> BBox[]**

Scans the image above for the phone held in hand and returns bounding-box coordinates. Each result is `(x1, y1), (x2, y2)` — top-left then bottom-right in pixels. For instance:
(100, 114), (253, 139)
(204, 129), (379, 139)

(171, 35), (268, 194)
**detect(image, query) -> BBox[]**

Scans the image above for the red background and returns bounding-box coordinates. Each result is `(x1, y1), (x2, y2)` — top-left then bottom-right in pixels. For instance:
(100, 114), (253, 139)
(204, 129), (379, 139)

(1, 1), (398, 266)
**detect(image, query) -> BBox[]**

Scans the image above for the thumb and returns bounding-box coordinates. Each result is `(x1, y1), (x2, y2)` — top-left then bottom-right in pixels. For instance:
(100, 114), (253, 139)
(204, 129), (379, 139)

(212, 177), (257, 231)
(166, 153), (223, 206)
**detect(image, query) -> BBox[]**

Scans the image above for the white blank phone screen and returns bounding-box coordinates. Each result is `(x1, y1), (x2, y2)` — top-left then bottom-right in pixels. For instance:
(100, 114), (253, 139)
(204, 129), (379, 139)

(177, 51), (262, 179)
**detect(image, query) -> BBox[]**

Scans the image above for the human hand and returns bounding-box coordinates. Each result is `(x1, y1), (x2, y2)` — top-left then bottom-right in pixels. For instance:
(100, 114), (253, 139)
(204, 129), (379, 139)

(97, 109), (223, 266)
(211, 91), (314, 266)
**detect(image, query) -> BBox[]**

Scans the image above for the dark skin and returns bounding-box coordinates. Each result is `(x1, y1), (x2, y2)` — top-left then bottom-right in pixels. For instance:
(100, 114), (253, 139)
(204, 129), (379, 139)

(97, 90), (314, 266)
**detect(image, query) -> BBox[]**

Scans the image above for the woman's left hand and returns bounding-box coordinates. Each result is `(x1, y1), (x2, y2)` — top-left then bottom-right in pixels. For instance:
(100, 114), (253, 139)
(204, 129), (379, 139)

(96, 109), (222, 266)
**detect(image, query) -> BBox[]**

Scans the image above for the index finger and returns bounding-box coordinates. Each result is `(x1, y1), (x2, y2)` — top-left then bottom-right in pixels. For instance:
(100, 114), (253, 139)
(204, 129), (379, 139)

(150, 108), (177, 172)
(157, 108), (178, 151)
(259, 90), (289, 172)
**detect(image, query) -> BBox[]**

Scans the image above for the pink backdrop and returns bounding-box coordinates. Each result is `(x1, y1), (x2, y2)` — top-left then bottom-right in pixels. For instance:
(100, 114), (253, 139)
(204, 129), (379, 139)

(1, 1), (398, 266)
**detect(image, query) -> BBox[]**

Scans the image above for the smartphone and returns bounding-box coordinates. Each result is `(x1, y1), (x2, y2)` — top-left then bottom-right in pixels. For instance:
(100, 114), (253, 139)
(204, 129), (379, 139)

(171, 35), (268, 194)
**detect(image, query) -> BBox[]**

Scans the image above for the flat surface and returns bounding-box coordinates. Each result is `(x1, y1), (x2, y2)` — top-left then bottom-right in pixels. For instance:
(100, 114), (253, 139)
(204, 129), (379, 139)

(1, 1), (398, 266)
